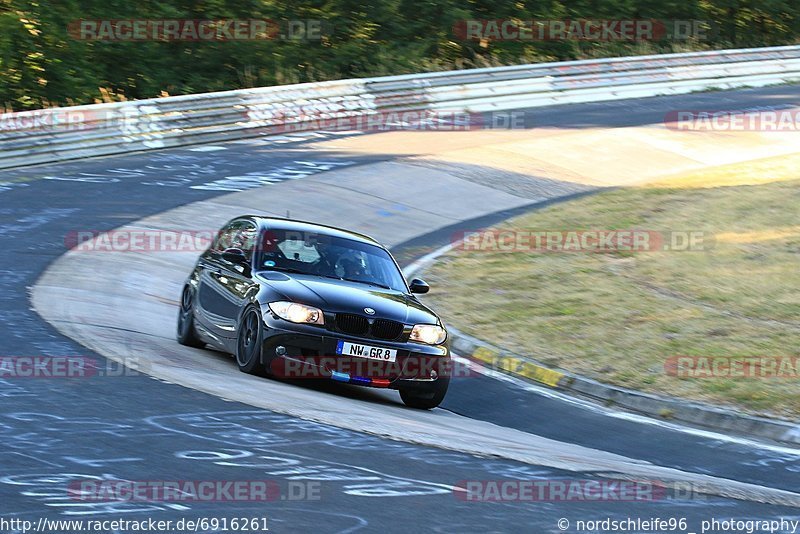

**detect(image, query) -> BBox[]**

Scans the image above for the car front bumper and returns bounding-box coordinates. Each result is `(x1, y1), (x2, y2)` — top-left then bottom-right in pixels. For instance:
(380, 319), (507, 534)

(259, 314), (451, 390)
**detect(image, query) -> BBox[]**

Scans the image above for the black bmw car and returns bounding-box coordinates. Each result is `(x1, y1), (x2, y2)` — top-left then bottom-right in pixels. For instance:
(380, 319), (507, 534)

(177, 216), (451, 409)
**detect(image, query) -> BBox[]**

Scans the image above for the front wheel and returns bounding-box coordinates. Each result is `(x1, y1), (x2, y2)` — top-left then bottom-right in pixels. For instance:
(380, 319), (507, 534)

(400, 376), (450, 409)
(236, 307), (265, 375)
(177, 286), (205, 348)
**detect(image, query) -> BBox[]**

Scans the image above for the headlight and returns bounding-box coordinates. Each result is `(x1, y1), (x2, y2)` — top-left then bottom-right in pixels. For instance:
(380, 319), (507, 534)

(409, 324), (446, 345)
(268, 301), (324, 325)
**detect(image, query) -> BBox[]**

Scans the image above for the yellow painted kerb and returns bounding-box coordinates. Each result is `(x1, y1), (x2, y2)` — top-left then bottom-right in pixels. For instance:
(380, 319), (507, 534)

(470, 346), (564, 388)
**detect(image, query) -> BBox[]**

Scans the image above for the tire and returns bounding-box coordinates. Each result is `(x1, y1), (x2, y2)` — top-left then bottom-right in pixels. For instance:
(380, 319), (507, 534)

(236, 306), (265, 375)
(399, 376), (450, 409)
(177, 285), (205, 348)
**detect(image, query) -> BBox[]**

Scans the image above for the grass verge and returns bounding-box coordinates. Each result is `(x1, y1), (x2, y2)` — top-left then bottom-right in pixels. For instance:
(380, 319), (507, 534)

(424, 156), (800, 418)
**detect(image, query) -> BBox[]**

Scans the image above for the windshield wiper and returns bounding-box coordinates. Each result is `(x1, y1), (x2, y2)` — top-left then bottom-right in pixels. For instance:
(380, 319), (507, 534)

(260, 266), (308, 275)
(340, 278), (393, 290)
(309, 273), (394, 290)
(319, 274), (344, 281)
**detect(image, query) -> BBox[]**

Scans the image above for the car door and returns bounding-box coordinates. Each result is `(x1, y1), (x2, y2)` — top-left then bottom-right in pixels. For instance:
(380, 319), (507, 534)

(195, 219), (258, 342)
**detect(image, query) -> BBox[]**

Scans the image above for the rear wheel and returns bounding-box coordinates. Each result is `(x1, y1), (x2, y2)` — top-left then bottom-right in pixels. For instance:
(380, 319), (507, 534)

(400, 376), (450, 409)
(177, 286), (205, 348)
(236, 307), (265, 375)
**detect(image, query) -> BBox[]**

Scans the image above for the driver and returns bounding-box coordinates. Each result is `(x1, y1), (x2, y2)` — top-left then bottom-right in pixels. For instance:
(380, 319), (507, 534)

(339, 252), (368, 281)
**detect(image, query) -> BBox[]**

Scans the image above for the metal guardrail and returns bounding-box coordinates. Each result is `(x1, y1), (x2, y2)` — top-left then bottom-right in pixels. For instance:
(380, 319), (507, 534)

(1, 45), (799, 170)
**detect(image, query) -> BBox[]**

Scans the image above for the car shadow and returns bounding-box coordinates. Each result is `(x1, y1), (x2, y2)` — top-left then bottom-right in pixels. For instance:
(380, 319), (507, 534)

(199, 345), (401, 407)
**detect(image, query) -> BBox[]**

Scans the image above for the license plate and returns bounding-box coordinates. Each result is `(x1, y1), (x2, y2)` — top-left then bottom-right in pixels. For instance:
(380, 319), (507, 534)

(336, 340), (397, 362)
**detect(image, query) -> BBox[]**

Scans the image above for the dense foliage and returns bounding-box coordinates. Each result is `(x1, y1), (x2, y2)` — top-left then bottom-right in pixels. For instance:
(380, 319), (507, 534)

(1, 0), (798, 110)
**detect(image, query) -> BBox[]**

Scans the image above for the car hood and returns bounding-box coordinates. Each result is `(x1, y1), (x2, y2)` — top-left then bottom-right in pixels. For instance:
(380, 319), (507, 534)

(256, 272), (439, 325)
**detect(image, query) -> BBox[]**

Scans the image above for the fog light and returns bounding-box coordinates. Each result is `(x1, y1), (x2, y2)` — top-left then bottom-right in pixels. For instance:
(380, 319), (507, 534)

(275, 346), (286, 356)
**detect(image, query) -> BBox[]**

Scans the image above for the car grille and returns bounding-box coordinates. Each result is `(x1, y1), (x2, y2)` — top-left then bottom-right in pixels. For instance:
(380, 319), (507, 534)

(371, 319), (404, 340)
(334, 313), (404, 341)
(335, 313), (370, 336)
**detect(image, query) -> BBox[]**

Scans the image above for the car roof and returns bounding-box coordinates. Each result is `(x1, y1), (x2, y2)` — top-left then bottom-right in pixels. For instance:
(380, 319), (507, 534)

(239, 216), (382, 247)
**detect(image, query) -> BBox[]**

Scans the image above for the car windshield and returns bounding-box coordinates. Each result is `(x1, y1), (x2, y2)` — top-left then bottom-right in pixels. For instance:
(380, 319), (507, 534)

(256, 228), (407, 292)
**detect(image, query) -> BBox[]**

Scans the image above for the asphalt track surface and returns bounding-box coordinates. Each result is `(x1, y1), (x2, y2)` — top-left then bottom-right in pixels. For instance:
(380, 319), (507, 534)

(1, 86), (799, 533)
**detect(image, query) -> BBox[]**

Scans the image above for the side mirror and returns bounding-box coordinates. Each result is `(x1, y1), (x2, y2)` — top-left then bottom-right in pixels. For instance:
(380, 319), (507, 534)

(222, 248), (248, 264)
(409, 278), (430, 294)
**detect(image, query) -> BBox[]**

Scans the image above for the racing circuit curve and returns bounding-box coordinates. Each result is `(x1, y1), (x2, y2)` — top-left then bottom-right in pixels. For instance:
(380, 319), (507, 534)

(3, 86), (800, 531)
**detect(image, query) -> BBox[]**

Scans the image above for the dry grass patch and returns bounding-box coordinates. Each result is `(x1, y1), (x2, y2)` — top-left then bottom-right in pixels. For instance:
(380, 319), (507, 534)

(424, 164), (800, 418)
